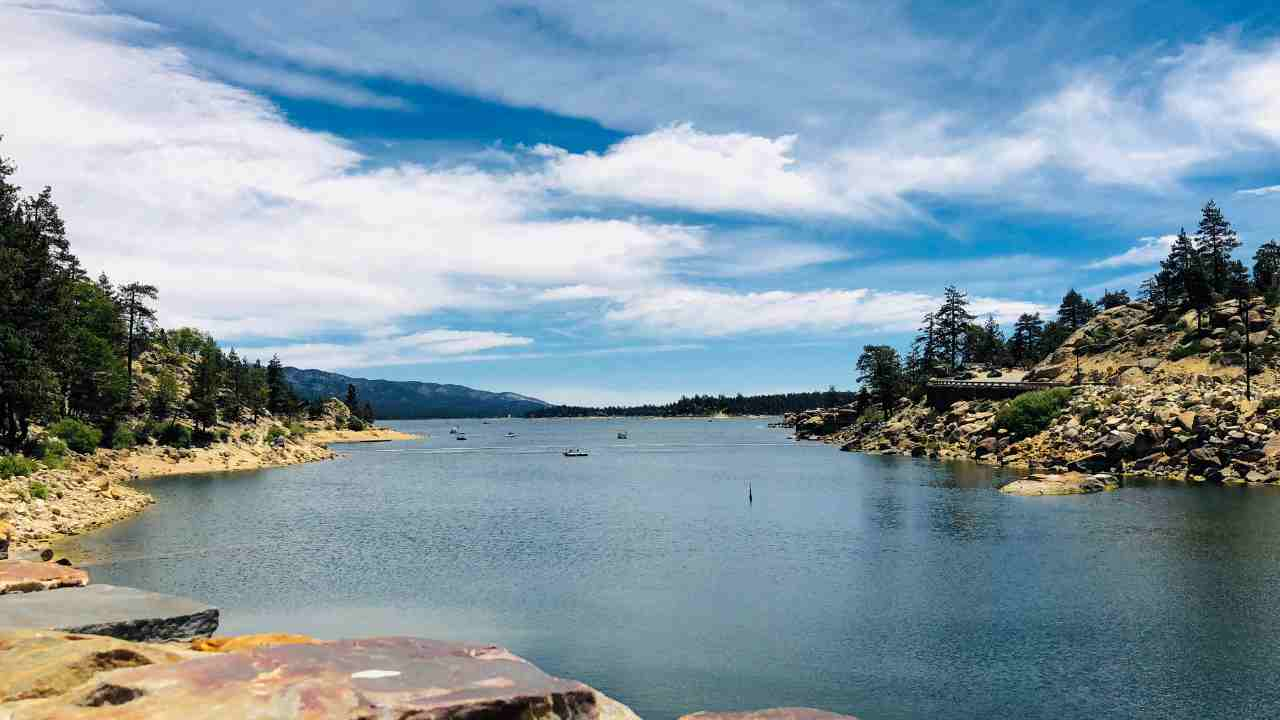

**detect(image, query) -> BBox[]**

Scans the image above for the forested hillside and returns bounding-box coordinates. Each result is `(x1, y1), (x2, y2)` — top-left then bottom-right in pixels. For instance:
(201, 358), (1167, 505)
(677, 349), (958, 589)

(527, 389), (862, 418)
(284, 367), (550, 419)
(0, 139), (313, 466)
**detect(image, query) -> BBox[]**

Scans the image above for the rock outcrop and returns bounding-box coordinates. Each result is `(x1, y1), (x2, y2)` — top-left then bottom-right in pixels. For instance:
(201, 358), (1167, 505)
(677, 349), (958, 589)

(0, 584), (219, 642)
(0, 561), (89, 595)
(1, 633), (642, 720)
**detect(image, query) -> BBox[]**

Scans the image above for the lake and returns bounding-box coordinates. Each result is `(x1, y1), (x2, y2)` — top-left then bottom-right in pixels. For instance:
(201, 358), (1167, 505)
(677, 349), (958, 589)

(70, 418), (1280, 719)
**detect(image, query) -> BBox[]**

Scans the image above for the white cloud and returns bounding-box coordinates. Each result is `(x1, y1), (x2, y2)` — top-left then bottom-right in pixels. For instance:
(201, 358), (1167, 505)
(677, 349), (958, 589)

(539, 124), (853, 218)
(1086, 235), (1175, 269)
(243, 329), (534, 369)
(533, 285), (616, 302)
(1239, 185), (1280, 197)
(604, 286), (1051, 337)
(0, 2), (706, 340)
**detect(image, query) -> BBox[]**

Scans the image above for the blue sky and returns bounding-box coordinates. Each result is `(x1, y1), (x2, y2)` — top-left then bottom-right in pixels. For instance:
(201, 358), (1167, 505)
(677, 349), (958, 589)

(3, 1), (1280, 404)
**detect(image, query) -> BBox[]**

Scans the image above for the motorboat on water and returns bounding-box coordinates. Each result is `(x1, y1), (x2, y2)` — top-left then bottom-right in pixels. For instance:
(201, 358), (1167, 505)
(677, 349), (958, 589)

(449, 426), (459, 434)
(616, 431), (628, 439)
(563, 448), (589, 457)
(505, 432), (518, 438)
(456, 433), (467, 441)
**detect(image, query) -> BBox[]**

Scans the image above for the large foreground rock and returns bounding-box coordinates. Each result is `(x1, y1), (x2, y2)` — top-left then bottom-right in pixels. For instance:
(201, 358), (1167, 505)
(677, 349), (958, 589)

(0, 561), (89, 595)
(999, 473), (1119, 496)
(0, 629), (197, 702)
(682, 710), (858, 720)
(0, 584), (218, 642)
(3, 636), (640, 720)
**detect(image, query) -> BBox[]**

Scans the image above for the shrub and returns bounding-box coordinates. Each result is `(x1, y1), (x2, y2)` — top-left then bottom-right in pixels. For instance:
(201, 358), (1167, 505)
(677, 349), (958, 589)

(133, 420), (160, 445)
(286, 421), (308, 438)
(347, 416), (366, 431)
(111, 425), (137, 450)
(1261, 394), (1280, 413)
(266, 425), (288, 443)
(0, 454), (37, 479)
(1167, 342), (1199, 362)
(28, 479), (49, 500)
(239, 431), (256, 443)
(158, 423), (192, 448)
(214, 428), (229, 443)
(48, 418), (102, 454)
(191, 428), (216, 447)
(994, 388), (1074, 440)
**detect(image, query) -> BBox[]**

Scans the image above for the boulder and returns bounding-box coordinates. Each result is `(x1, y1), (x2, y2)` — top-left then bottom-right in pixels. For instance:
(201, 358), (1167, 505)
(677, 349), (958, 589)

(0, 629), (197, 703)
(999, 472), (1118, 496)
(1176, 412), (1197, 433)
(1115, 367), (1147, 386)
(4, 636), (640, 720)
(0, 584), (218, 642)
(1137, 358), (1162, 371)
(0, 561), (89, 595)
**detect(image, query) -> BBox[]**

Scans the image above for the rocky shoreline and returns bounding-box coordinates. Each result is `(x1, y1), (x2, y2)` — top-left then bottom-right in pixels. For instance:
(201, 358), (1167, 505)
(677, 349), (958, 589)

(790, 377), (1280, 486)
(2, 420), (418, 552)
(784, 299), (1280, 489)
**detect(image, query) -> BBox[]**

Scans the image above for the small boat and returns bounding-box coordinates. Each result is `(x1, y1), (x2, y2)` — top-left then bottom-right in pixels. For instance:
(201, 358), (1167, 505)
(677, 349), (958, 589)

(616, 431), (628, 439)
(449, 426), (459, 434)
(505, 432), (518, 438)
(456, 433), (467, 441)
(563, 448), (589, 457)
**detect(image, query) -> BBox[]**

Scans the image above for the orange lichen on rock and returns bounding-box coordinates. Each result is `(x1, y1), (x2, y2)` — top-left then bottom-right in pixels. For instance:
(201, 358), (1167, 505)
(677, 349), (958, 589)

(190, 633), (321, 653)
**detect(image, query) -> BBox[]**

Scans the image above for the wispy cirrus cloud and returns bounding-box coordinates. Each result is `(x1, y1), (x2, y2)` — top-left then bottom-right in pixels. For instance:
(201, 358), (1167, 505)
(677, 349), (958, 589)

(1238, 185), (1280, 197)
(1087, 235), (1175, 269)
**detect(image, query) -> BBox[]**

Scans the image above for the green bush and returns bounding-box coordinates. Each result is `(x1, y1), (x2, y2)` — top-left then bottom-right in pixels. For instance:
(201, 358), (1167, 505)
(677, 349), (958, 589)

(158, 423), (192, 448)
(266, 425), (288, 443)
(133, 420), (159, 445)
(286, 421), (308, 438)
(110, 425), (136, 449)
(346, 416), (366, 431)
(48, 418), (102, 454)
(214, 428), (229, 443)
(28, 479), (49, 500)
(239, 431), (256, 443)
(0, 454), (37, 479)
(994, 388), (1074, 440)
(1167, 342), (1199, 361)
(191, 428), (216, 447)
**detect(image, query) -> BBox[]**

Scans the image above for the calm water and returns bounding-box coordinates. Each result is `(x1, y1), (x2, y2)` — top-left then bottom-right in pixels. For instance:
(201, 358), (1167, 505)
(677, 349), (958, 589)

(70, 418), (1280, 719)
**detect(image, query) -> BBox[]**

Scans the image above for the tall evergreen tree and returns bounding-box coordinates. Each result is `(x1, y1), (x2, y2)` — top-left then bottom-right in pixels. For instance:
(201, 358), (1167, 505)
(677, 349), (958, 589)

(345, 383), (359, 412)
(118, 282), (158, 411)
(1098, 289), (1130, 310)
(1253, 239), (1280, 299)
(910, 312), (941, 380)
(1008, 313), (1045, 368)
(1056, 289), (1096, 331)
(856, 345), (904, 420)
(935, 286), (975, 373)
(1195, 200), (1240, 294)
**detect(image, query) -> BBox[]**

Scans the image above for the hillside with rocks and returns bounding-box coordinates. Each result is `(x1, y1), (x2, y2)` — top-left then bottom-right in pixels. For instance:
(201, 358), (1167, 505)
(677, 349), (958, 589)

(793, 300), (1280, 485)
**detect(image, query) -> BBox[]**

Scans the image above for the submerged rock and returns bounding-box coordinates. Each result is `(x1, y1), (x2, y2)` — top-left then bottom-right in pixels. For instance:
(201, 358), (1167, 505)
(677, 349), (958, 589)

(999, 472), (1118, 496)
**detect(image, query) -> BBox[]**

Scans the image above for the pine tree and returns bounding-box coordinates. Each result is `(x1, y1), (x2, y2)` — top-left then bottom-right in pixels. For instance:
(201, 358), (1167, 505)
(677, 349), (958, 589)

(1008, 313), (1045, 368)
(1056, 289), (1096, 331)
(910, 312), (941, 380)
(118, 282), (158, 411)
(935, 286), (975, 373)
(266, 355), (295, 416)
(856, 345), (904, 420)
(1253, 240), (1280, 300)
(345, 383), (359, 413)
(1098, 289), (1130, 310)
(1195, 200), (1240, 294)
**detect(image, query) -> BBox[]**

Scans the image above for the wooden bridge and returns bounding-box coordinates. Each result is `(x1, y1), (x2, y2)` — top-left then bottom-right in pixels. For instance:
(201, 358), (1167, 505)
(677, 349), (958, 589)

(924, 379), (1079, 410)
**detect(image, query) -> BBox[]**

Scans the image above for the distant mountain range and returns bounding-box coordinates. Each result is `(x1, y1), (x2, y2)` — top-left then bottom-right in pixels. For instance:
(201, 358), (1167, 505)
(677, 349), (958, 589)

(283, 367), (552, 419)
